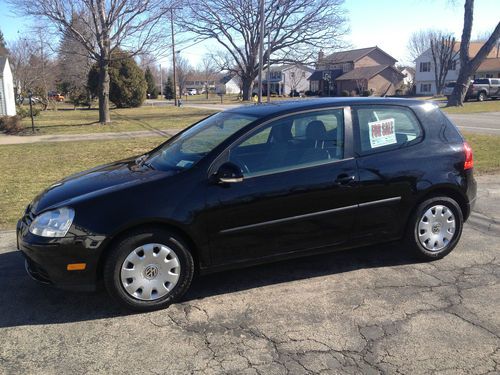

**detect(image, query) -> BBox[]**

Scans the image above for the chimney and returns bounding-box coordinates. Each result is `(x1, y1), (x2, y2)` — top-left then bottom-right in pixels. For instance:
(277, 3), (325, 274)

(318, 50), (325, 62)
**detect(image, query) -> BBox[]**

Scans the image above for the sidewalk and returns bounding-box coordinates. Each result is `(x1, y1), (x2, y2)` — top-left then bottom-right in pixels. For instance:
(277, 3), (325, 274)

(0, 128), (183, 146)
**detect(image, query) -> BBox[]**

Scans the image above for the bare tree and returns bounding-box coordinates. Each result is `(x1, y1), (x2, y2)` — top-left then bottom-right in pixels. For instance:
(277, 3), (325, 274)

(198, 55), (218, 99)
(175, 55), (193, 96)
(181, 0), (348, 100)
(430, 35), (458, 95)
(406, 30), (442, 63)
(287, 66), (308, 96)
(8, 0), (171, 123)
(448, 0), (500, 106)
(9, 31), (56, 107)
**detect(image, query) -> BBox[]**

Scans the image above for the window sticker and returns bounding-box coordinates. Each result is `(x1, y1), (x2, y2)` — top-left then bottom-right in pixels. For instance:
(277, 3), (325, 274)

(368, 118), (397, 148)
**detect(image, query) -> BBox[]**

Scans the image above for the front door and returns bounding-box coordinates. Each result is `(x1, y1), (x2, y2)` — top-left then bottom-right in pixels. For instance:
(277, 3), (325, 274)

(205, 107), (360, 266)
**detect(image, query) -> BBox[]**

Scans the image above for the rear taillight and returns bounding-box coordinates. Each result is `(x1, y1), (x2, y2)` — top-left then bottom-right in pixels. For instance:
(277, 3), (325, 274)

(464, 142), (473, 170)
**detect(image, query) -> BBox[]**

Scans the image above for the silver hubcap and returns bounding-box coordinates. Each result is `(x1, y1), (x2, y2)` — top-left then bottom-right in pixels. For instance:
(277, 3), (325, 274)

(417, 205), (456, 251)
(120, 243), (181, 301)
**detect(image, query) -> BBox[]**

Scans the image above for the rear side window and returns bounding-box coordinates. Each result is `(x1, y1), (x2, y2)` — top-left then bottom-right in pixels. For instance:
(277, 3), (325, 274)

(352, 106), (422, 155)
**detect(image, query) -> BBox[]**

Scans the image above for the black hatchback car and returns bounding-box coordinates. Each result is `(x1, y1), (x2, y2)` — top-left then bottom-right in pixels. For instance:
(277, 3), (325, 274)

(17, 98), (476, 311)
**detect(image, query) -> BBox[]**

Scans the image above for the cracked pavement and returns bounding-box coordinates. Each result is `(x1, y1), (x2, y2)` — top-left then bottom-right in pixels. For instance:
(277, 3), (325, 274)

(0, 175), (499, 374)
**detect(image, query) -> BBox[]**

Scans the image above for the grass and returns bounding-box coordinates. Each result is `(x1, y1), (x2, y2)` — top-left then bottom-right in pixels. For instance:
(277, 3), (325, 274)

(441, 100), (500, 114)
(0, 137), (164, 230)
(0, 131), (498, 231)
(463, 132), (500, 174)
(20, 105), (217, 135)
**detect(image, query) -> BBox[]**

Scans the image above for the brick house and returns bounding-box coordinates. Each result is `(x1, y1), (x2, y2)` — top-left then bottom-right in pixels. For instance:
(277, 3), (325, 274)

(308, 46), (405, 96)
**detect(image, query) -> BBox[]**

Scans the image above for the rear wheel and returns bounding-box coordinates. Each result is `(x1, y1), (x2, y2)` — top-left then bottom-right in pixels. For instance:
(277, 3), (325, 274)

(104, 227), (194, 311)
(406, 197), (463, 260)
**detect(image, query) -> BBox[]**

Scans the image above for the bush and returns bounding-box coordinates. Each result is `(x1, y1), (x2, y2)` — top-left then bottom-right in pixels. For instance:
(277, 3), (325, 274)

(341, 90), (350, 97)
(304, 90), (318, 97)
(88, 51), (147, 108)
(0, 115), (24, 134)
(361, 90), (372, 97)
(16, 105), (40, 118)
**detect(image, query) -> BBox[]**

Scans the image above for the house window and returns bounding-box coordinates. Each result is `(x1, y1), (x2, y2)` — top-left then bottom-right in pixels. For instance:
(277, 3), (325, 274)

(420, 83), (432, 93)
(447, 60), (457, 70)
(420, 62), (431, 72)
(290, 72), (295, 78)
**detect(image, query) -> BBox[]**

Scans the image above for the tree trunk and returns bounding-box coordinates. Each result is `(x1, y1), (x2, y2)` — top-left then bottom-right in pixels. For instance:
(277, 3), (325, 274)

(241, 77), (254, 101)
(448, 0), (500, 106)
(98, 57), (111, 124)
(448, 67), (473, 106)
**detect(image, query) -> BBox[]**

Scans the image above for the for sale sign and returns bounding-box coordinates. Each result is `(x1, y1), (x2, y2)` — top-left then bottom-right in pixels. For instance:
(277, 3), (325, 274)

(368, 118), (397, 148)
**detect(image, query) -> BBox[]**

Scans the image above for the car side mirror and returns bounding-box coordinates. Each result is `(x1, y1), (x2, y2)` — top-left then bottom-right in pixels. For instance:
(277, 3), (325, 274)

(216, 162), (244, 184)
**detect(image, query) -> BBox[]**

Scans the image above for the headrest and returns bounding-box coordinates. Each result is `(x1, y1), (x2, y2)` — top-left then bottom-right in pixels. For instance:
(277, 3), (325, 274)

(305, 120), (326, 140)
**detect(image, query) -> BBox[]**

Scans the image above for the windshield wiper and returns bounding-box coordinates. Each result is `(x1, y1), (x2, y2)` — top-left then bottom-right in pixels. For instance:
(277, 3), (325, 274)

(135, 154), (148, 166)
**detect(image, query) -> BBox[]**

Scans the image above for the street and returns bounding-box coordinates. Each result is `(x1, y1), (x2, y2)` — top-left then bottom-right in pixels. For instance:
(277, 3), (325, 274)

(0, 175), (498, 374)
(447, 111), (500, 135)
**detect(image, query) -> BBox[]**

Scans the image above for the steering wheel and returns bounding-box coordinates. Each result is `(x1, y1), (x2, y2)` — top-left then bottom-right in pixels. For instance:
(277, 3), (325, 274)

(230, 155), (250, 174)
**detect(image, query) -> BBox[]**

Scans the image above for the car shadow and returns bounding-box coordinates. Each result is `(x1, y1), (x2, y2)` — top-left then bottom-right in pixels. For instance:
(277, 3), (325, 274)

(0, 243), (422, 328)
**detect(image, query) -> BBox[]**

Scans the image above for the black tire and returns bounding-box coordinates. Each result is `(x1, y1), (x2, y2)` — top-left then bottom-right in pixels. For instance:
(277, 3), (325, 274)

(405, 197), (463, 260)
(477, 91), (486, 102)
(103, 226), (194, 311)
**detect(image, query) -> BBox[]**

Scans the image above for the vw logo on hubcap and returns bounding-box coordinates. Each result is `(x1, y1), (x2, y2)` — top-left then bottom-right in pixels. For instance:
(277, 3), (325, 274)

(143, 264), (159, 280)
(432, 223), (442, 234)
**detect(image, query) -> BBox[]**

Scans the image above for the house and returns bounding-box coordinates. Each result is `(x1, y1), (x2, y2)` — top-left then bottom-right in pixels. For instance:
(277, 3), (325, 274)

(415, 42), (500, 95)
(184, 73), (218, 93)
(262, 64), (314, 95)
(216, 74), (240, 95)
(308, 46), (405, 96)
(0, 56), (16, 116)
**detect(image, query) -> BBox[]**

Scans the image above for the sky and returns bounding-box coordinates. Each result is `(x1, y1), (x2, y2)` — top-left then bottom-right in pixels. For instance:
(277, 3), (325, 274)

(0, 0), (499, 68)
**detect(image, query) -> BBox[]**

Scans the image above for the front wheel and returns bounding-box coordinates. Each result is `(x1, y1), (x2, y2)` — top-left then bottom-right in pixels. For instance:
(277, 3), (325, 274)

(477, 92), (486, 102)
(104, 227), (194, 311)
(405, 197), (463, 260)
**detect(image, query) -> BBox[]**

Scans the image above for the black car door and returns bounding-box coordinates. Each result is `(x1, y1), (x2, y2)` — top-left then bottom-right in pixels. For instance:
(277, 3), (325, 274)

(205, 107), (360, 266)
(350, 104), (425, 243)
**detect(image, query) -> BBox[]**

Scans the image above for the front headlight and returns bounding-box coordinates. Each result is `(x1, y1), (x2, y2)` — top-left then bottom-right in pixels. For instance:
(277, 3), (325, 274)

(29, 207), (75, 238)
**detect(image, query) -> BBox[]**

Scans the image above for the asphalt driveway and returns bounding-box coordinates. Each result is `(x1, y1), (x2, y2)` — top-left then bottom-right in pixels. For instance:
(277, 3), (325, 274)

(0, 175), (499, 374)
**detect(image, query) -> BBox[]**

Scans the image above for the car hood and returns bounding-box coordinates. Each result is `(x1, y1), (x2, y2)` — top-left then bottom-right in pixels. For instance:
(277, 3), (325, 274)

(30, 158), (171, 215)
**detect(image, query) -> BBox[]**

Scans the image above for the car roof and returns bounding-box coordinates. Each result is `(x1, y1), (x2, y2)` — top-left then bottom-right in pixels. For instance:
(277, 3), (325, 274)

(227, 97), (429, 118)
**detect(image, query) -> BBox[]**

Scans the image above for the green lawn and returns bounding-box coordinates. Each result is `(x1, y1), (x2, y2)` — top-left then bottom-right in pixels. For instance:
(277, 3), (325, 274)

(463, 132), (500, 174)
(20, 105), (217, 135)
(0, 132), (498, 230)
(0, 137), (164, 230)
(441, 100), (500, 114)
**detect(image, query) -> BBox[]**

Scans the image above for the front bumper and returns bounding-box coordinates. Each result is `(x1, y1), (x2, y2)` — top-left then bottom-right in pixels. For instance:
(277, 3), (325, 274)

(17, 220), (105, 292)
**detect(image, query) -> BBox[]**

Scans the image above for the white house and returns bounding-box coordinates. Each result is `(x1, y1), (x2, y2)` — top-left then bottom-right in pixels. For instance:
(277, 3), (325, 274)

(0, 56), (16, 116)
(216, 74), (241, 95)
(263, 64), (314, 95)
(415, 42), (500, 95)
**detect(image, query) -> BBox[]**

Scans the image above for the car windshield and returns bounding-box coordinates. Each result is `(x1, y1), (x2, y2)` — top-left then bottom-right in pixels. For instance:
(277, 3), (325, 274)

(147, 111), (258, 171)
(445, 82), (456, 88)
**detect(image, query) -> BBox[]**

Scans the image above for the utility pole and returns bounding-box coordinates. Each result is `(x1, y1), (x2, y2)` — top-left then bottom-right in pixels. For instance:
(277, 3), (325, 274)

(257, 0), (265, 104)
(159, 63), (163, 98)
(170, 8), (178, 106)
(267, 30), (271, 103)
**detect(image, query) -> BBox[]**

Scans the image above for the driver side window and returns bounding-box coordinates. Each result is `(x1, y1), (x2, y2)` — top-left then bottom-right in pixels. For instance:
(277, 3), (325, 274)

(229, 108), (345, 177)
